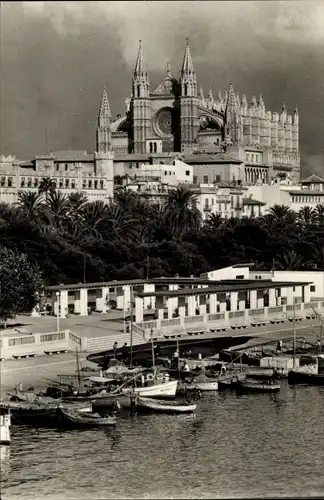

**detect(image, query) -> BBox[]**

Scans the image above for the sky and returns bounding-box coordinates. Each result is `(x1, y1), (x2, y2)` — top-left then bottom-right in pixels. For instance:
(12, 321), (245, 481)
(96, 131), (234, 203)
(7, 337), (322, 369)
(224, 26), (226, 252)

(1, 0), (324, 177)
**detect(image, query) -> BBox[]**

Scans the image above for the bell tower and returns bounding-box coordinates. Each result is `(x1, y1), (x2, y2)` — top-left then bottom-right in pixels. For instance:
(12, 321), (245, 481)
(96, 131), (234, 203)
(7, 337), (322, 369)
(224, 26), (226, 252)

(95, 87), (114, 200)
(131, 40), (152, 153)
(179, 39), (199, 151)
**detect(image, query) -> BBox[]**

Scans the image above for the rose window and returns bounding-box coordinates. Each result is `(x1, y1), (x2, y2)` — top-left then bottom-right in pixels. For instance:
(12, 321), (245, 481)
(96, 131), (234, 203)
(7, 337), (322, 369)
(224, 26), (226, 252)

(156, 108), (173, 136)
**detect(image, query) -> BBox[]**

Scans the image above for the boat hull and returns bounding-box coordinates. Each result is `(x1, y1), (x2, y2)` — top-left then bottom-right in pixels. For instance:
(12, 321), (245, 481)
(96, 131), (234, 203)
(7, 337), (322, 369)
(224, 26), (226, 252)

(0, 412), (11, 445)
(288, 370), (324, 386)
(185, 382), (218, 391)
(136, 397), (196, 414)
(236, 382), (280, 393)
(0, 402), (58, 426)
(56, 407), (116, 428)
(131, 380), (178, 398)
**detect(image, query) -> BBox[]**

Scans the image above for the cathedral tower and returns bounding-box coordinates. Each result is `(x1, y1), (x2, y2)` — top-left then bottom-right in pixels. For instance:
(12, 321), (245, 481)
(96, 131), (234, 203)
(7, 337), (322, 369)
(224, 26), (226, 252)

(96, 86), (112, 153)
(131, 41), (152, 154)
(179, 39), (199, 151)
(95, 87), (114, 199)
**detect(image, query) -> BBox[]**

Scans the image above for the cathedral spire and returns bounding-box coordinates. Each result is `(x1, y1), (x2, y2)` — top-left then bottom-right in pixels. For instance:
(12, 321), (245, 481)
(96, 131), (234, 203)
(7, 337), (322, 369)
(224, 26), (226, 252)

(99, 86), (112, 118)
(133, 40), (149, 98)
(179, 38), (197, 97)
(208, 87), (214, 101)
(180, 38), (195, 76)
(199, 85), (205, 100)
(258, 94), (265, 110)
(96, 86), (112, 154)
(134, 40), (147, 78)
(226, 81), (237, 113)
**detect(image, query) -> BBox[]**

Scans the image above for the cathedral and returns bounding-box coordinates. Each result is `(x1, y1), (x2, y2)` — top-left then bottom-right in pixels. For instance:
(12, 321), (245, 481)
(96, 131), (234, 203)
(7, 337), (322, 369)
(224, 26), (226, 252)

(98, 39), (300, 183)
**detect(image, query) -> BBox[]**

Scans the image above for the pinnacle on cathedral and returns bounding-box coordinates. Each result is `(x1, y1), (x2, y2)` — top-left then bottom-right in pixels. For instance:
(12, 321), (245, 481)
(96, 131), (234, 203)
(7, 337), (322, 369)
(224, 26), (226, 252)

(226, 81), (238, 114)
(133, 40), (148, 80)
(99, 86), (112, 118)
(180, 38), (195, 76)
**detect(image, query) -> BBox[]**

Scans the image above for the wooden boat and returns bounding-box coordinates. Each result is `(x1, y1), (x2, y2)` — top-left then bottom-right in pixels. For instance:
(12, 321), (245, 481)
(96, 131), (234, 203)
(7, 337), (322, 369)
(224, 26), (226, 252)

(0, 401), (59, 426)
(288, 370), (324, 386)
(135, 396), (197, 414)
(184, 381), (218, 391)
(236, 380), (280, 393)
(56, 407), (116, 428)
(0, 409), (11, 445)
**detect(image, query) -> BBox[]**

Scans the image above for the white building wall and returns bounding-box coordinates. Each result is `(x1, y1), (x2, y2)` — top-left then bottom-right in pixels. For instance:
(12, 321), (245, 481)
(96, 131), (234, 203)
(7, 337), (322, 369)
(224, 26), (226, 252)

(271, 271), (324, 300)
(201, 265), (250, 280)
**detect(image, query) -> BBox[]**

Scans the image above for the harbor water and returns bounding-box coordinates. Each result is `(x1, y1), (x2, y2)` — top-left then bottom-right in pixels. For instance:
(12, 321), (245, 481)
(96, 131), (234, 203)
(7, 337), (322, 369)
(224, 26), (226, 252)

(1, 382), (324, 499)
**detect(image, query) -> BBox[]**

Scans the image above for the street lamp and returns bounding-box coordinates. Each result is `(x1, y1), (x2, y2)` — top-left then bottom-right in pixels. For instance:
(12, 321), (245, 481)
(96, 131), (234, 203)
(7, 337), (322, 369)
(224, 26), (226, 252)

(56, 291), (60, 333)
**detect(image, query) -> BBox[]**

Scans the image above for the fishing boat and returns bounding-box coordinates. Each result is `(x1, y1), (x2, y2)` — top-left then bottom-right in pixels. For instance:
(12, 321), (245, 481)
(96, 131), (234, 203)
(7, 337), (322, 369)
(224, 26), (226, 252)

(0, 401), (59, 426)
(56, 407), (117, 428)
(135, 396), (197, 414)
(183, 373), (218, 391)
(0, 408), (11, 445)
(288, 370), (324, 386)
(236, 380), (281, 393)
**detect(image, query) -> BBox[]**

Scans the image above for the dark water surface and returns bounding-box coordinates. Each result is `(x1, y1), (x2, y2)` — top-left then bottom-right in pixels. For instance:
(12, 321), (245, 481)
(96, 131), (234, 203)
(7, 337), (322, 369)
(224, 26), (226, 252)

(1, 382), (324, 500)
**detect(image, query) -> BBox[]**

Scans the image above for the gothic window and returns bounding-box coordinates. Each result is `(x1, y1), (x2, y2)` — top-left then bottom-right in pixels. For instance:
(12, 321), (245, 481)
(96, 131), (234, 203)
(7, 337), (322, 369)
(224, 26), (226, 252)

(184, 84), (188, 96)
(88, 180), (92, 188)
(251, 154), (254, 162)
(137, 85), (141, 97)
(149, 142), (152, 153)
(94, 180), (98, 189)
(56, 164), (59, 171)
(156, 108), (173, 136)
(65, 164), (68, 171)
(1, 177), (5, 187)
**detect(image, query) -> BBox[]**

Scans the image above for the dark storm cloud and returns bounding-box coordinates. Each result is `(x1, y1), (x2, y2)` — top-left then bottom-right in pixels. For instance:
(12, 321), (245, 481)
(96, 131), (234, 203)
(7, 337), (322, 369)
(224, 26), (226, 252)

(1, 1), (323, 177)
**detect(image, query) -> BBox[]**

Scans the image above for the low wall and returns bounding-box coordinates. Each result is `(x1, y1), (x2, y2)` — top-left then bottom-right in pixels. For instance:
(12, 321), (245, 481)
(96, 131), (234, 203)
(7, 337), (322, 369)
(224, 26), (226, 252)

(0, 330), (70, 359)
(135, 301), (324, 338)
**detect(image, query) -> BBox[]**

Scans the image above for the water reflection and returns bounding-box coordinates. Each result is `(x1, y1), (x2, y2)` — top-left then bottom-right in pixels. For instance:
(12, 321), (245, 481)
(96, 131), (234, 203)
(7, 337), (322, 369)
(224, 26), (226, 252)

(1, 383), (324, 499)
(0, 445), (11, 479)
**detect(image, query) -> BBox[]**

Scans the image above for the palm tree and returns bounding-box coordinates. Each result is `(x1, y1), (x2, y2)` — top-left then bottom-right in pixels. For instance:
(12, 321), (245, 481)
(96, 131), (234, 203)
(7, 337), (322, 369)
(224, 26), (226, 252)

(267, 204), (293, 219)
(16, 191), (44, 222)
(314, 204), (324, 225)
(163, 186), (201, 237)
(297, 206), (315, 227)
(38, 177), (56, 198)
(204, 213), (223, 232)
(43, 190), (70, 230)
(78, 200), (109, 241)
(279, 250), (302, 270)
(67, 192), (88, 212)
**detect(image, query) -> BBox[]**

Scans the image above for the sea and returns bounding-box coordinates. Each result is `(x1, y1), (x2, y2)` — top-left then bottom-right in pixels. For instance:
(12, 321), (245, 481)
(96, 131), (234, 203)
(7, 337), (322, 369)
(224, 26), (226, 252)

(1, 381), (323, 500)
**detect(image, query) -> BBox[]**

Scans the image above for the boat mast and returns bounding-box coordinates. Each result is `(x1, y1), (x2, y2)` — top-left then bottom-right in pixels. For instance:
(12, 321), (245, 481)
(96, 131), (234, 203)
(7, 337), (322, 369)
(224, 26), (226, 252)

(293, 303), (296, 369)
(151, 332), (155, 368)
(130, 285), (133, 368)
(176, 338), (180, 380)
(76, 348), (81, 387)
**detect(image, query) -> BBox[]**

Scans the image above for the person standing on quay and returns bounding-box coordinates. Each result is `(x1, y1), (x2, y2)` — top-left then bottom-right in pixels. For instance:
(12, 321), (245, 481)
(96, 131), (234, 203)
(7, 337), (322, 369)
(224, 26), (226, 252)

(113, 341), (118, 358)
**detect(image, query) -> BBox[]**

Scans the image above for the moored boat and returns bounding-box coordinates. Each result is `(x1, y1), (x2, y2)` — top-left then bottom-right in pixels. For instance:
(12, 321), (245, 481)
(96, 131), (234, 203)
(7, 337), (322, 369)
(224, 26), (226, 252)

(0, 401), (59, 426)
(135, 396), (197, 414)
(288, 370), (324, 386)
(236, 380), (280, 393)
(0, 409), (11, 445)
(56, 407), (117, 428)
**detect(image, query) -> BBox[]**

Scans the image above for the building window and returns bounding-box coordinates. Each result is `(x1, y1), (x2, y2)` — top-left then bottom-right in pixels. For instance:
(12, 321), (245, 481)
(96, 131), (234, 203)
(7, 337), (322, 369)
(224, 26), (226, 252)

(65, 164), (68, 171)
(94, 180), (98, 189)
(203, 175), (208, 184)
(0, 177), (5, 187)
(100, 180), (104, 189)
(215, 175), (221, 183)
(204, 199), (209, 208)
(65, 179), (69, 188)
(164, 171), (167, 176)
(82, 180), (86, 189)
(71, 179), (75, 189)
(21, 178), (25, 187)
(154, 143), (157, 153)
(251, 154), (254, 162)
(310, 285), (316, 292)
(149, 142), (153, 153)
(185, 170), (190, 176)
(193, 175), (197, 184)
(56, 164), (59, 171)
(27, 177), (32, 187)
(88, 180), (92, 188)
(8, 177), (12, 187)
(59, 179), (63, 188)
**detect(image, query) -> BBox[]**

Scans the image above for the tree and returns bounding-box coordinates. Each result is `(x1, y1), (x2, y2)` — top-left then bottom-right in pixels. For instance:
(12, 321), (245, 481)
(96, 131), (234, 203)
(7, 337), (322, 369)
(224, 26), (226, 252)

(38, 177), (56, 196)
(0, 246), (44, 324)
(16, 191), (44, 222)
(163, 186), (201, 238)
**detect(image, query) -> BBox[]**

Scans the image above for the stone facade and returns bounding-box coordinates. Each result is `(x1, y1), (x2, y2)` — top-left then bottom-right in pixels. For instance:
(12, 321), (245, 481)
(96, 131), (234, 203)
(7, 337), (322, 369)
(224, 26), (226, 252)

(109, 40), (300, 183)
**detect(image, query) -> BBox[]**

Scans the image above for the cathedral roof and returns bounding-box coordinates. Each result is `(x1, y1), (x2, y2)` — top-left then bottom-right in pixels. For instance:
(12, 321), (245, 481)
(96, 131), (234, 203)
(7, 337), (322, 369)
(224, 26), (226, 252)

(184, 152), (242, 164)
(52, 151), (95, 162)
(301, 173), (324, 183)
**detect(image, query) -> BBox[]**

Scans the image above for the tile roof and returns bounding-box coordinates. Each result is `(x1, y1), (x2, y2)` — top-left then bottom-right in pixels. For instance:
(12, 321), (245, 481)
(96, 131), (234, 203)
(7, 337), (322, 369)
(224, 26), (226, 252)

(301, 174), (324, 183)
(53, 150), (95, 162)
(184, 153), (242, 164)
(243, 198), (266, 206)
